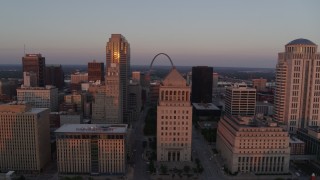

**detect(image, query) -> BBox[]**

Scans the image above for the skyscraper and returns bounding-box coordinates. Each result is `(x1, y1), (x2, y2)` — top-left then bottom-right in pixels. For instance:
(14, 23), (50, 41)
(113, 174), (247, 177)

(22, 54), (46, 87)
(191, 66), (213, 103)
(88, 60), (104, 82)
(46, 65), (64, 90)
(274, 38), (320, 133)
(157, 68), (192, 162)
(105, 34), (130, 123)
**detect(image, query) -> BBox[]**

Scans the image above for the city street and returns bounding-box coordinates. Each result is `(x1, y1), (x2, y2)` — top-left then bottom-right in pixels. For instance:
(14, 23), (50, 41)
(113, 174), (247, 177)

(192, 126), (226, 180)
(131, 106), (150, 180)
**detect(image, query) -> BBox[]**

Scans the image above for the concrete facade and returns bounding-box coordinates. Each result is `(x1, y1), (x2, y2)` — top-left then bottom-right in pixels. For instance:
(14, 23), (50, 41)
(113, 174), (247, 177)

(17, 85), (58, 112)
(55, 124), (127, 175)
(274, 39), (320, 133)
(157, 68), (192, 162)
(225, 83), (256, 116)
(216, 115), (290, 174)
(0, 102), (51, 173)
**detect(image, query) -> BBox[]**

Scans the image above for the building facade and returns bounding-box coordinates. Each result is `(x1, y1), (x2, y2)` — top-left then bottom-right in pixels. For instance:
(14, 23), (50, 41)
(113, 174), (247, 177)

(252, 78), (267, 92)
(92, 85), (106, 123)
(274, 39), (320, 133)
(22, 54), (46, 87)
(23, 71), (37, 87)
(296, 127), (320, 160)
(55, 124), (127, 175)
(0, 102), (51, 173)
(191, 66), (213, 103)
(105, 34), (130, 123)
(88, 60), (104, 82)
(225, 83), (256, 116)
(128, 80), (142, 122)
(157, 68), (192, 162)
(216, 115), (290, 174)
(46, 65), (64, 90)
(17, 85), (59, 111)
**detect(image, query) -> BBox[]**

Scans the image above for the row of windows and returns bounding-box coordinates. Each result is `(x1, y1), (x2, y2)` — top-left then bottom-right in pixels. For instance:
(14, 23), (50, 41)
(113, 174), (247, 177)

(160, 126), (189, 131)
(160, 132), (188, 136)
(160, 120), (189, 125)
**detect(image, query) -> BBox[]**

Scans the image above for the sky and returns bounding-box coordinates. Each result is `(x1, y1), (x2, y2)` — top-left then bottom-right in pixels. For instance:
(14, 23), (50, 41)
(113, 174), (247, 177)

(0, 1), (319, 68)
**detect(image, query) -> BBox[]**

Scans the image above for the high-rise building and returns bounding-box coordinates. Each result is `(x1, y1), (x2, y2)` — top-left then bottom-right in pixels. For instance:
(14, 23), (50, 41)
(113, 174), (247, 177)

(55, 124), (127, 175)
(216, 115), (290, 174)
(105, 34), (130, 123)
(91, 85), (106, 123)
(64, 91), (84, 113)
(157, 68), (192, 162)
(252, 78), (267, 92)
(128, 80), (142, 122)
(88, 60), (104, 82)
(225, 83), (256, 116)
(132, 71), (140, 82)
(274, 38), (320, 133)
(17, 85), (59, 111)
(22, 54), (46, 87)
(46, 65), (64, 90)
(191, 66), (213, 103)
(23, 71), (37, 87)
(0, 102), (51, 173)
(71, 72), (88, 91)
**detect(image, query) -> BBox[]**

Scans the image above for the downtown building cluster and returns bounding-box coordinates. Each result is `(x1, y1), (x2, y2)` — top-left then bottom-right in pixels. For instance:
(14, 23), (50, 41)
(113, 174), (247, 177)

(1, 36), (320, 178)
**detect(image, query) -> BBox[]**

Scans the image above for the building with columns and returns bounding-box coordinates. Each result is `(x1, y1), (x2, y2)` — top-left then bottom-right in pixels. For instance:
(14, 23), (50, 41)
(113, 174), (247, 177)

(274, 38), (320, 133)
(216, 115), (290, 174)
(157, 68), (192, 162)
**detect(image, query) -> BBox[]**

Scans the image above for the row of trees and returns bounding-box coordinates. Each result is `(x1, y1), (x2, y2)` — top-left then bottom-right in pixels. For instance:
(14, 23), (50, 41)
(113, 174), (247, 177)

(143, 108), (157, 136)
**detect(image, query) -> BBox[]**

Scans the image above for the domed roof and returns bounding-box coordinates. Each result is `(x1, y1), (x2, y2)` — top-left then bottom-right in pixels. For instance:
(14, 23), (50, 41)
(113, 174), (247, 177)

(286, 38), (316, 46)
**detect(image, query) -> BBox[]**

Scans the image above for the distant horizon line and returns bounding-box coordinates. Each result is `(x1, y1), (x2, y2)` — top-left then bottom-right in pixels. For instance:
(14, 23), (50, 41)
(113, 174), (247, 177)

(0, 63), (275, 69)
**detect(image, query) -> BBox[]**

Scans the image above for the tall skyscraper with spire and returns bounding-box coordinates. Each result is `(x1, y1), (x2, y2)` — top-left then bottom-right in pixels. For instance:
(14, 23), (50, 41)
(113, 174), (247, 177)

(274, 38), (320, 133)
(105, 34), (130, 123)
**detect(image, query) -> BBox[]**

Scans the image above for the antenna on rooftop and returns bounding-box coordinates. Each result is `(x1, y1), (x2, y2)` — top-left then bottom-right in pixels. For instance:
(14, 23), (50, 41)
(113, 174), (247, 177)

(24, 44), (26, 55)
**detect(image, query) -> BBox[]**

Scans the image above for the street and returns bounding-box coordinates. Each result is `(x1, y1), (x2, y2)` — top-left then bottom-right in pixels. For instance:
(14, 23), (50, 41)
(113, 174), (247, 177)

(192, 126), (226, 180)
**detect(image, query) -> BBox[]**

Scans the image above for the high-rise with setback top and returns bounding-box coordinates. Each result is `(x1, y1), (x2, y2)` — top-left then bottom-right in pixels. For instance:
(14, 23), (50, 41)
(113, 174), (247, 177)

(274, 38), (320, 133)
(105, 34), (130, 123)
(157, 68), (192, 162)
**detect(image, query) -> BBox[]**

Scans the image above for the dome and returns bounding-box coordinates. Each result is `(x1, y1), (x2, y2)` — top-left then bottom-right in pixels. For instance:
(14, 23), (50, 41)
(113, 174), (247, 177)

(286, 38), (316, 46)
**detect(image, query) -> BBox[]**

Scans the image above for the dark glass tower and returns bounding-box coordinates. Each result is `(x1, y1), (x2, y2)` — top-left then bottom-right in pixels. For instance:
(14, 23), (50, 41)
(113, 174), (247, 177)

(191, 66), (213, 103)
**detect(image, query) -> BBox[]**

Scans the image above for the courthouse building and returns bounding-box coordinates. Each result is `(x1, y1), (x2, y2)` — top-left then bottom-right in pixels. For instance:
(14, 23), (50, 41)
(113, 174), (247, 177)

(216, 115), (290, 174)
(157, 68), (192, 162)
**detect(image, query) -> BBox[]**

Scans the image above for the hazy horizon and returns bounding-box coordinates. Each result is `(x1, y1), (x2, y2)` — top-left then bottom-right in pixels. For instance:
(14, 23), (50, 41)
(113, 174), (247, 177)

(1, 1), (319, 68)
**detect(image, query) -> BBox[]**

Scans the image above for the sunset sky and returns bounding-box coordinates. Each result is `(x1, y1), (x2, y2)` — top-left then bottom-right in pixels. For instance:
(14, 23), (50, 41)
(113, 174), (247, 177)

(1, 0), (319, 68)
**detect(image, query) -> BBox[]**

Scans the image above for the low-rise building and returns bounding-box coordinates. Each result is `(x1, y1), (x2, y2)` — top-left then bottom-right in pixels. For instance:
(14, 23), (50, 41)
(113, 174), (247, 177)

(289, 137), (305, 155)
(216, 115), (290, 174)
(296, 127), (320, 160)
(17, 85), (58, 111)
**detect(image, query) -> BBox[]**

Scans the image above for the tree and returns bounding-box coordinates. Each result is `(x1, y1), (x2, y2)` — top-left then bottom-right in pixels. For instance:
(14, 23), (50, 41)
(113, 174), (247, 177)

(160, 164), (168, 174)
(183, 165), (191, 174)
(149, 160), (156, 173)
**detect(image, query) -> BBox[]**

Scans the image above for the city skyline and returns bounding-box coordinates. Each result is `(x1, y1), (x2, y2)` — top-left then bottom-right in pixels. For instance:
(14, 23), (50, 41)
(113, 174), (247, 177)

(1, 1), (319, 68)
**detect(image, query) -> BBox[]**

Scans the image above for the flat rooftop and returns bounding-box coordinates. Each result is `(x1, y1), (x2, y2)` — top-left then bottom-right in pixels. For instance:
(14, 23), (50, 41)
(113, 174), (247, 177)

(193, 103), (220, 110)
(55, 124), (128, 134)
